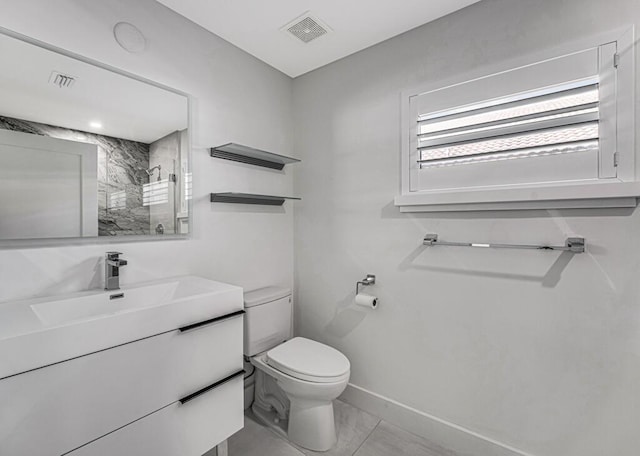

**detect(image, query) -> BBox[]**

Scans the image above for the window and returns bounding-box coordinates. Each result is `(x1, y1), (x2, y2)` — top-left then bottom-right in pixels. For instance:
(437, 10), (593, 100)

(143, 179), (170, 206)
(108, 190), (127, 210)
(397, 30), (635, 211)
(417, 81), (600, 168)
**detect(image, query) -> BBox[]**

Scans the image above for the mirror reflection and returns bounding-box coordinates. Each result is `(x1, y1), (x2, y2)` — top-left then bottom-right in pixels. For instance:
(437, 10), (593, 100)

(0, 31), (190, 241)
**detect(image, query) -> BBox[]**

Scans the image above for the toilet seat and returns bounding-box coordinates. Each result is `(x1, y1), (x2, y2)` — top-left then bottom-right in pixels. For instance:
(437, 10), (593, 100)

(266, 337), (350, 383)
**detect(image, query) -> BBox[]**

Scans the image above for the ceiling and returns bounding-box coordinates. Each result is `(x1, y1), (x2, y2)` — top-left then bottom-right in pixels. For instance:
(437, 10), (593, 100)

(156, 0), (482, 77)
(0, 32), (187, 144)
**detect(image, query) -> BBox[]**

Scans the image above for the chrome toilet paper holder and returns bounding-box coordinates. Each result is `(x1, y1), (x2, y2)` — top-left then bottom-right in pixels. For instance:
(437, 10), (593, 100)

(356, 274), (376, 295)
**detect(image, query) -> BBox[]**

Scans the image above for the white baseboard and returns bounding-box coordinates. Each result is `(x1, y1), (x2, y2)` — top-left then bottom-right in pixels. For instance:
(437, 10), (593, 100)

(339, 383), (535, 456)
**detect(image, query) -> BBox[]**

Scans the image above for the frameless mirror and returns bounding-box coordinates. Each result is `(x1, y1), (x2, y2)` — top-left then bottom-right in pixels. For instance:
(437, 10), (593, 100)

(0, 30), (190, 242)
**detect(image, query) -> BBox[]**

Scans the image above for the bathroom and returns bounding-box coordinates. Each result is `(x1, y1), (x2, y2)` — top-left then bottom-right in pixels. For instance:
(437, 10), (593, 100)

(0, 0), (638, 455)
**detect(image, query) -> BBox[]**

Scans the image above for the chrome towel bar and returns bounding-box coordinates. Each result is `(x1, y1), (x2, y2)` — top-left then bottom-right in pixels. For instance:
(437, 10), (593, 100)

(423, 234), (585, 253)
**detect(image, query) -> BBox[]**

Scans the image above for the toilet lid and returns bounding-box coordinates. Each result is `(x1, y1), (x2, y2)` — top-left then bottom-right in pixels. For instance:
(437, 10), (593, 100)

(266, 337), (350, 383)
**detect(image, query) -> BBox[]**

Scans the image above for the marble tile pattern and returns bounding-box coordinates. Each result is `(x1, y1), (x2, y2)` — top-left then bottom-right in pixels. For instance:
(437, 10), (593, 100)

(0, 115), (151, 236)
(223, 400), (463, 456)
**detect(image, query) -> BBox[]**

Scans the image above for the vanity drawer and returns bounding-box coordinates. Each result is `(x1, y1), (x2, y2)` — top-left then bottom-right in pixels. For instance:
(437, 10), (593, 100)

(0, 311), (243, 456)
(68, 371), (244, 456)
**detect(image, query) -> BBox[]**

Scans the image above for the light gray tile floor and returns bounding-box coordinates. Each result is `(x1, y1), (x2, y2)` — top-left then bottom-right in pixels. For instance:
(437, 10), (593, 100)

(353, 421), (460, 456)
(224, 400), (461, 456)
(228, 415), (305, 456)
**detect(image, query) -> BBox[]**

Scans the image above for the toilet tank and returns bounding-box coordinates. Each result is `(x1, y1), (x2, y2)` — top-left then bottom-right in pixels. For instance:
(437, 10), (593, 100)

(244, 286), (292, 356)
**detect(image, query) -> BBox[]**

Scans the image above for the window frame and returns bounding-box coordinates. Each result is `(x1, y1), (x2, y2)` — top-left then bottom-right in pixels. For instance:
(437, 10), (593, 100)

(396, 27), (636, 212)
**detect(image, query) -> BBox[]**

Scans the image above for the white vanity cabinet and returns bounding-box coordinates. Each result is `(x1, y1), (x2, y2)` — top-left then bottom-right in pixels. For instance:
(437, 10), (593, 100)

(0, 305), (244, 456)
(68, 372), (243, 456)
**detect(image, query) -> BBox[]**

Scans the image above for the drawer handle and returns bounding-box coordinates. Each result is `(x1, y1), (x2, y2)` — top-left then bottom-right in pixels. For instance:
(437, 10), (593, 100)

(179, 369), (245, 405)
(178, 309), (245, 333)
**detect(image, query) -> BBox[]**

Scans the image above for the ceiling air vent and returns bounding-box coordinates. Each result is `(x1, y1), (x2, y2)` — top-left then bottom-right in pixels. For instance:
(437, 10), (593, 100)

(49, 71), (77, 89)
(282, 12), (331, 44)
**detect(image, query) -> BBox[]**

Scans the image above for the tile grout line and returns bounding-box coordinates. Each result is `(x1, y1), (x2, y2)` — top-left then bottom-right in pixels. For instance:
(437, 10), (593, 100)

(350, 418), (382, 456)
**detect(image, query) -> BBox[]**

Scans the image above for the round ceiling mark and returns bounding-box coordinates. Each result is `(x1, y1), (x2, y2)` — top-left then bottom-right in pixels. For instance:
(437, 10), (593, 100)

(113, 22), (147, 53)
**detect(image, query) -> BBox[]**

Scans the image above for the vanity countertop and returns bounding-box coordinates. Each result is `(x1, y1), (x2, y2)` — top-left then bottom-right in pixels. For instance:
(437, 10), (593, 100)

(0, 276), (243, 379)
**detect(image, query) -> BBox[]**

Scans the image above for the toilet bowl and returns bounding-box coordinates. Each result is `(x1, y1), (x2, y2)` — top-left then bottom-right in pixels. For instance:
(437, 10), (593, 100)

(251, 337), (350, 451)
(243, 287), (350, 452)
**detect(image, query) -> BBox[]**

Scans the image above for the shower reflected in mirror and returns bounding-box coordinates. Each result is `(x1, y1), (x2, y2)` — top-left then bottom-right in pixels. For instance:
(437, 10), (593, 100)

(0, 29), (190, 242)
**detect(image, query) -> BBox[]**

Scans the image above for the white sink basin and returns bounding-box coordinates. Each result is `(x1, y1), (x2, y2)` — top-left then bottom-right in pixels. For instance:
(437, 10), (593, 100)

(31, 282), (179, 327)
(0, 276), (243, 380)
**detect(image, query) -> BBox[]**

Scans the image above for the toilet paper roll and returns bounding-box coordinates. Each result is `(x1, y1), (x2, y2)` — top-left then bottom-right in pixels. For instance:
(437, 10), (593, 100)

(355, 293), (378, 309)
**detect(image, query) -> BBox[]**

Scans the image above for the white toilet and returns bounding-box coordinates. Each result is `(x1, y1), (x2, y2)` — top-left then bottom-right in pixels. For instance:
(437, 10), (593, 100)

(244, 287), (350, 452)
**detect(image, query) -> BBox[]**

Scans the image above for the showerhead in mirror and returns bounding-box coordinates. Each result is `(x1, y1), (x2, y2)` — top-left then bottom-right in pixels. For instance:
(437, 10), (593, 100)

(144, 164), (162, 181)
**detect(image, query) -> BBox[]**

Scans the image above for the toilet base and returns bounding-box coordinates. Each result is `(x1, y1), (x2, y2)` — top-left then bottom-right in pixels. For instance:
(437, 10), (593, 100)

(288, 398), (337, 451)
(252, 397), (337, 452)
(252, 402), (289, 437)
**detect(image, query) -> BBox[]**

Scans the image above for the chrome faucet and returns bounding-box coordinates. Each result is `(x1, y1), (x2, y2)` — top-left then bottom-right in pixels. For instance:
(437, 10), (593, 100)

(105, 252), (128, 291)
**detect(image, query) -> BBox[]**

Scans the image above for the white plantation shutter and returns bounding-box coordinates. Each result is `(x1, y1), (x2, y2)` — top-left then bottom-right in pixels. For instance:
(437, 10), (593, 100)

(407, 43), (619, 193)
(143, 179), (170, 206)
(417, 81), (600, 167)
(108, 190), (127, 209)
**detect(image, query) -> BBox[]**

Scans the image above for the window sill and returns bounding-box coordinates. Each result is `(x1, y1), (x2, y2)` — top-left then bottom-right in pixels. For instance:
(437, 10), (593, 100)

(394, 181), (640, 212)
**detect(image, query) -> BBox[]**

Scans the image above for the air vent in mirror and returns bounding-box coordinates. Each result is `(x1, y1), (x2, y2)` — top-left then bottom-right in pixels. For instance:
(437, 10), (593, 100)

(49, 71), (76, 89)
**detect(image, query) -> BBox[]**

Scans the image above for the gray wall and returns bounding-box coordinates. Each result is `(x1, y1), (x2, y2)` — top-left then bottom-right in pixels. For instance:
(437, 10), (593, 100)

(292, 1), (640, 455)
(0, 0), (294, 303)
